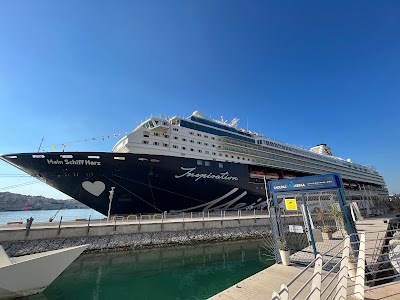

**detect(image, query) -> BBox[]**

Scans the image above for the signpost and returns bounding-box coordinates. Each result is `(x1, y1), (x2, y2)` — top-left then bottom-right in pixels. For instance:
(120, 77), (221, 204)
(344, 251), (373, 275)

(268, 173), (358, 260)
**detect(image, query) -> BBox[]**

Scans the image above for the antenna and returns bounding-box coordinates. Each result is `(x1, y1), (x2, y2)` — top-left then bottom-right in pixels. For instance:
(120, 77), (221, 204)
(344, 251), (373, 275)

(37, 137), (44, 153)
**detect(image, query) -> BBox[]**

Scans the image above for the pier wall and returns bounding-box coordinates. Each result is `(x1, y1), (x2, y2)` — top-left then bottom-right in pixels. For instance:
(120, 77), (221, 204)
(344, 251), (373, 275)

(0, 216), (272, 257)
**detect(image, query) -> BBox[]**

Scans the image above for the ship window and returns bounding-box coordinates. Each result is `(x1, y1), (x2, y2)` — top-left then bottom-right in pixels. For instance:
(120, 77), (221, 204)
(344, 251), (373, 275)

(211, 137), (215, 140)
(164, 134), (169, 138)
(142, 140), (149, 144)
(212, 152), (216, 155)
(198, 149), (202, 153)
(197, 141), (201, 144)
(205, 161), (210, 166)
(237, 157), (240, 159)
(154, 142), (159, 145)
(182, 146), (186, 150)
(155, 120), (159, 124)
(204, 135), (208, 138)
(154, 132), (160, 136)
(174, 137), (178, 140)
(197, 160), (202, 165)
(225, 155), (228, 157)
(173, 145), (178, 149)
(204, 143), (208, 146)
(173, 128), (178, 131)
(189, 132), (194, 135)
(231, 156), (234, 158)
(219, 163), (223, 168)
(190, 148), (194, 151)
(163, 143), (168, 147)
(197, 133), (201, 136)
(114, 157), (125, 160)
(219, 154), (222, 156)
(190, 140), (194, 143)
(182, 138), (186, 141)
(163, 122), (168, 125)
(143, 132), (150, 137)
(212, 145), (215, 147)
(205, 151), (209, 154)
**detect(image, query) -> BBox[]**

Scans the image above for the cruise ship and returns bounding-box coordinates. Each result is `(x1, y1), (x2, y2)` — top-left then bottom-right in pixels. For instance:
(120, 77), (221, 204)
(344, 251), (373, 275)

(0, 111), (389, 216)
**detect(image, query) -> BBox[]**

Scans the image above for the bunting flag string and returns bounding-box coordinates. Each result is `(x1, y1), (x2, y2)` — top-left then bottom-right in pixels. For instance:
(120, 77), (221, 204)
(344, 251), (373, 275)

(43, 130), (134, 150)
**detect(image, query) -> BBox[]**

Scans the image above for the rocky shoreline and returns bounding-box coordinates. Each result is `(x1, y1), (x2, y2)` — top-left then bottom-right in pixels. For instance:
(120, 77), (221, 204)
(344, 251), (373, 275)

(2, 226), (270, 257)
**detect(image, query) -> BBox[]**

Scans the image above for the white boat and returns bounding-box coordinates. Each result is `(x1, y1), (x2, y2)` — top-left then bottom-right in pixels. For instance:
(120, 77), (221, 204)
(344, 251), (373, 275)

(0, 244), (88, 299)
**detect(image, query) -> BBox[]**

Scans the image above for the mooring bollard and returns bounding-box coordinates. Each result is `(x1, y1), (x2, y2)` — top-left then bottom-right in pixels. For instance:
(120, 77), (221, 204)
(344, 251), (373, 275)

(25, 217), (34, 236)
(58, 216), (63, 235)
(87, 215), (91, 233)
(113, 217), (117, 231)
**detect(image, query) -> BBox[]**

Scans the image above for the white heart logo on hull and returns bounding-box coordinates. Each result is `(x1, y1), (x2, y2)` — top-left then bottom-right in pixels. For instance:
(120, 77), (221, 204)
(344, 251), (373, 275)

(82, 181), (105, 197)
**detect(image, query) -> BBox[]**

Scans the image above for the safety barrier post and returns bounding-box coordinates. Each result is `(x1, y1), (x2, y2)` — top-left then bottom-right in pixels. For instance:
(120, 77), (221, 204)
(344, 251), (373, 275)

(279, 284), (289, 300)
(310, 254), (322, 300)
(335, 236), (349, 300)
(353, 232), (365, 299)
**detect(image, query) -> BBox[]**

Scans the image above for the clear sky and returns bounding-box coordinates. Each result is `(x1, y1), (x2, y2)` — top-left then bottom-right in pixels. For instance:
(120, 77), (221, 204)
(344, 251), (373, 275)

(0, 1), (399, 200)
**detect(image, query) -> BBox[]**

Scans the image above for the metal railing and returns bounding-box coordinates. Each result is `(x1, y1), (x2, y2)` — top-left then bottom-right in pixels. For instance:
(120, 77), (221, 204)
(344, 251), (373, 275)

(271, 226), (400, 300)
(271, 233), (365, 300)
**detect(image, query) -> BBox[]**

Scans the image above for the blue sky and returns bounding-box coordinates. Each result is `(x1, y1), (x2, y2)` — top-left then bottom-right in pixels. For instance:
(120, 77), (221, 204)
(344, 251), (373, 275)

(0, 0), (399, 199)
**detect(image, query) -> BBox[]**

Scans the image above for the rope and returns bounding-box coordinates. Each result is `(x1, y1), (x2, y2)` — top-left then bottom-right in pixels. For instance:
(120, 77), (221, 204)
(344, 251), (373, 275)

(113, 174), (207, 204)
(103, 174), (163, 213)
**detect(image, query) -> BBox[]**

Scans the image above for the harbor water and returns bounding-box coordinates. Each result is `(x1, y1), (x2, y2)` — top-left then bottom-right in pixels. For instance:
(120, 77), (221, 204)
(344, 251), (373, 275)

(0, 209), (105, 224)
(1, 209), (274, 299)
(25, 239), (273, 300)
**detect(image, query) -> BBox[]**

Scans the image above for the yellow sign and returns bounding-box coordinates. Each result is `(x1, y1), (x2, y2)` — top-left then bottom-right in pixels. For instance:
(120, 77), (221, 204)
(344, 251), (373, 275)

(285, 199), (298, 211)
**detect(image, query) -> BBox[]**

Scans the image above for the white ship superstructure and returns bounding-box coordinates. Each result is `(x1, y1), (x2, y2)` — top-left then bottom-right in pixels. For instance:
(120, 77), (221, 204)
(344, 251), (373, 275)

(113, 111), (387, 194)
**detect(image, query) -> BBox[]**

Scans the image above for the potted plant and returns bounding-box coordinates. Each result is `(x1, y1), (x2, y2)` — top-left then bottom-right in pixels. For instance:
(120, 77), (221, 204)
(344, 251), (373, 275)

(329, 205), (345, 237)
(277, 236), (290, 266)
(321, 225), (334, 240)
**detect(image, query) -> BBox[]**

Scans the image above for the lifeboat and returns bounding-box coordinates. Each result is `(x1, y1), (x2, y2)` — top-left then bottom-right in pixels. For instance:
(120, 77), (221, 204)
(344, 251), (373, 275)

(283, 174), (296, 179)
(264, 173), (279, 180)
(249, 171), (265, 178)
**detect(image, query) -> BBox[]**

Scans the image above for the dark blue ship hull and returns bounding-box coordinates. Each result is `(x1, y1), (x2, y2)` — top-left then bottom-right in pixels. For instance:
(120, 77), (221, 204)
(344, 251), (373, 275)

(1, 153), (269, 215)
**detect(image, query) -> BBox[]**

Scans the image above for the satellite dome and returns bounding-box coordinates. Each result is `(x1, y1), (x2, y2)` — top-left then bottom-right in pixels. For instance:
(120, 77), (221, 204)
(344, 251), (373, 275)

(192, 110), (203, 117)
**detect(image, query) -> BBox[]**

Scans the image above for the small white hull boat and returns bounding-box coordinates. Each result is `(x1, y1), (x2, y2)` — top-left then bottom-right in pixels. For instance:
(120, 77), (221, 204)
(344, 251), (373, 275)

(0, 244), (88, 299)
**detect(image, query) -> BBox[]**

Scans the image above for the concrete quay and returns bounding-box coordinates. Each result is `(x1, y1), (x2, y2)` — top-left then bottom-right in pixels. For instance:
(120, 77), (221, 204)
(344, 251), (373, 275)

(0, 213), (272, 257)
(209, 214), (400, 300)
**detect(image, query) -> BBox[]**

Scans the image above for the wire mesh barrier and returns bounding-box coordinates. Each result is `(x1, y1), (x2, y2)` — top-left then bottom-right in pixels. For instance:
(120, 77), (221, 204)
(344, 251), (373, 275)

(271, 224), (400, 300)
(272, 191), (352, 266)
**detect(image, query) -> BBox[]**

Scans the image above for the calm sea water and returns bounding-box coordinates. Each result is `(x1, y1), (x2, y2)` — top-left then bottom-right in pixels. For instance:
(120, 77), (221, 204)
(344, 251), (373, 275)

(0, 209), (105, 224)
(27, 239), (273, 300)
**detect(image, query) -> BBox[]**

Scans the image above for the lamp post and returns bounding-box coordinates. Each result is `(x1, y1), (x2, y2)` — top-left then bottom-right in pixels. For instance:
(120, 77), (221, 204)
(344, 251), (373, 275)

(107, 187), (115, 222)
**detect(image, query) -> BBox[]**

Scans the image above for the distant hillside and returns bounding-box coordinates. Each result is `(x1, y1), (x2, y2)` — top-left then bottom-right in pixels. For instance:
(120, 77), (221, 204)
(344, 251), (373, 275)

(0, 192), (89, 211)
